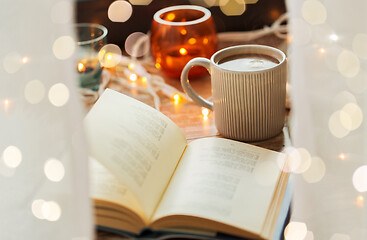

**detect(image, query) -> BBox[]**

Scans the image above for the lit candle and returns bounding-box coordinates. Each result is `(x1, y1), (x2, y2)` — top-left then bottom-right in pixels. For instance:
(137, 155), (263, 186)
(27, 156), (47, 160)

(76, 57), (103, 90)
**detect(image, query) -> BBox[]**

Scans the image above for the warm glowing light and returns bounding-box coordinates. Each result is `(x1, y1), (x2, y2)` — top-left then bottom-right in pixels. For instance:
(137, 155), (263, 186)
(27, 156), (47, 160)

(293, 148), (312, 174)
(52, 36), (75, 60)
(302, 157), (326, 183)
(356, 195), (364, 207)
(203, 38), (209, 44)
(32, 199), (46, 219)
(202, 108), (209, 116)
(48, 83), (70, 107)
(125, 32), (149, 57)
(128, 63), (135, 70)
(277, 147), (301, 173)
(173, 94), (180, 101)
(3, 145), (22, 169)
(22, 57), (29, 63)
(108, 0), (133, 22)
(220, 0), (246, 16)
(180, 29), (187, 35)
(166, 13), (175, 21)
(339, 153), (346, 160)
(98, 44), (122, 68)
(44, 158), (65, 182)
(329, 34), (339, 42)
(319, 48), (326, 54)
(42, 201), (62, 222)
(129, 73), (137, 81)
(129, 0), (152, 5)
(77, 62), (85, 72)
(329, 110), (350, 138)
(302, 0), (327, 25)
(174, 100), (179, 105)
(3, 99), (10, 111)
(3, 52), (22, 74)
(155, 63), (161, 69)
(353, 165), (367, 192)
(141, 77), (147, 83)
(24, 80), (45, 104)
(341, 103), (363, 131)
(179, 48), (188, 56)
(188, 38), (197, 44)
(284, 222), (308, 240)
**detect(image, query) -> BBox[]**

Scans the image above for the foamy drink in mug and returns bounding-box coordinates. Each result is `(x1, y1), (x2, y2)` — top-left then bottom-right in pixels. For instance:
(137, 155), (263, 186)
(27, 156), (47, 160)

(181, 45), (287, 142)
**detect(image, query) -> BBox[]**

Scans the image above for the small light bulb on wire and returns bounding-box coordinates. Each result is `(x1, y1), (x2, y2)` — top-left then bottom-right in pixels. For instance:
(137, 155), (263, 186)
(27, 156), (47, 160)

(129, 73), (137, 81)
(128, 63), (135, 70)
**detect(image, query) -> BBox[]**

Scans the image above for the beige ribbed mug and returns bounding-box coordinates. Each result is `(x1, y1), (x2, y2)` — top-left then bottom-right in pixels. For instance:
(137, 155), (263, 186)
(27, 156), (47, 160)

(181, 45), (287, 142)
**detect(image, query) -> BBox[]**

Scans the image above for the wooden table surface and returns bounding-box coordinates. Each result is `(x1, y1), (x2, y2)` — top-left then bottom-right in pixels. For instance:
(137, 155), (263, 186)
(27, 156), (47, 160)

(94, 34), (290, 240)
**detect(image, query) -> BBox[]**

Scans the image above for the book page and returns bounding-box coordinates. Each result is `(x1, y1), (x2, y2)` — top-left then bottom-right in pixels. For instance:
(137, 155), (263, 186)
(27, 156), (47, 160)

(89, 157), (146, 221)
(84, 89), (187, 218)
(152, 137), (285, 234)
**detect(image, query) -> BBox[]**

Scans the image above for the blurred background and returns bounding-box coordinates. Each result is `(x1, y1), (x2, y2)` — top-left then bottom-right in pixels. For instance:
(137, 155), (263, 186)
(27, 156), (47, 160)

(76, 0), (287, 50)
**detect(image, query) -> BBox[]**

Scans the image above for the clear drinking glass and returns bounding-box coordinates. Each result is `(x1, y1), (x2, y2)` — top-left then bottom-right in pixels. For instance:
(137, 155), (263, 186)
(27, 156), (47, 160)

(75, 23), (108, 90)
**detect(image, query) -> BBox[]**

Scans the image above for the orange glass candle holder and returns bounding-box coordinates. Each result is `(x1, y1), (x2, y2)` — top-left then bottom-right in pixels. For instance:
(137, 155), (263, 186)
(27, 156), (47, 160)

(151, 5), (217, 78)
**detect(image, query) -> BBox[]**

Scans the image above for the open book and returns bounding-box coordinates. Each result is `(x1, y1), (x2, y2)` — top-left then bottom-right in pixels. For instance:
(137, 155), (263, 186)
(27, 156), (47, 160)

(84, 89), (290, 240)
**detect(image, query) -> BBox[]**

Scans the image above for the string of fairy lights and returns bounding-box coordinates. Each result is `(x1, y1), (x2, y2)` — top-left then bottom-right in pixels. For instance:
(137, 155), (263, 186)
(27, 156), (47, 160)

(80, 12), (288, 123)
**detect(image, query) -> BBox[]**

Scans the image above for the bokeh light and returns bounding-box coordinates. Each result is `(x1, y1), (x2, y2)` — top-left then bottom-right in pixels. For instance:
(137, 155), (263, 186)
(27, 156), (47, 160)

(24, 80), (45, 104)
(284, 222), (308, 240)
(42, 201), (62, 222)
(353, 165), (367, 192)
(337, 50), (360, 78)
(329, 110), (350, 138)
(50, 1), (73, 24)
(330, 233), (351, 240)
(329, 34), (339, 42)
(339, 153), (346, 160)
(125, 32), (149, 58)
(98, 44), (122, 68)
(44, 158), (65, 182)
(32, 199), (46, 219)
(220, 0), (246, 16)
(333, 91), (357, 111)
(3, 52), (22, 74)
(352, 33), (367, 59)
(129, 73), (137, 81)
(304, 231), (314, 240)
(302, 157), (326, 183)
(52, 36), (75, 60)
(48, 83), (70, 107)
(293, 148), (312, 174)
(278, 147), (301, 173)
(108, 0), (133, 22)
(302, 0), (327, 25)
(340, 103), (363, 131)
(2, 145), (22, 169)
(129, 0), (152, 5)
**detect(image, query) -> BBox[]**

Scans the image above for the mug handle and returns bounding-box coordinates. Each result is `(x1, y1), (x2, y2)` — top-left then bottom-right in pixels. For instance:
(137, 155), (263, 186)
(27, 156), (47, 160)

(180, 57), (213, 111)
